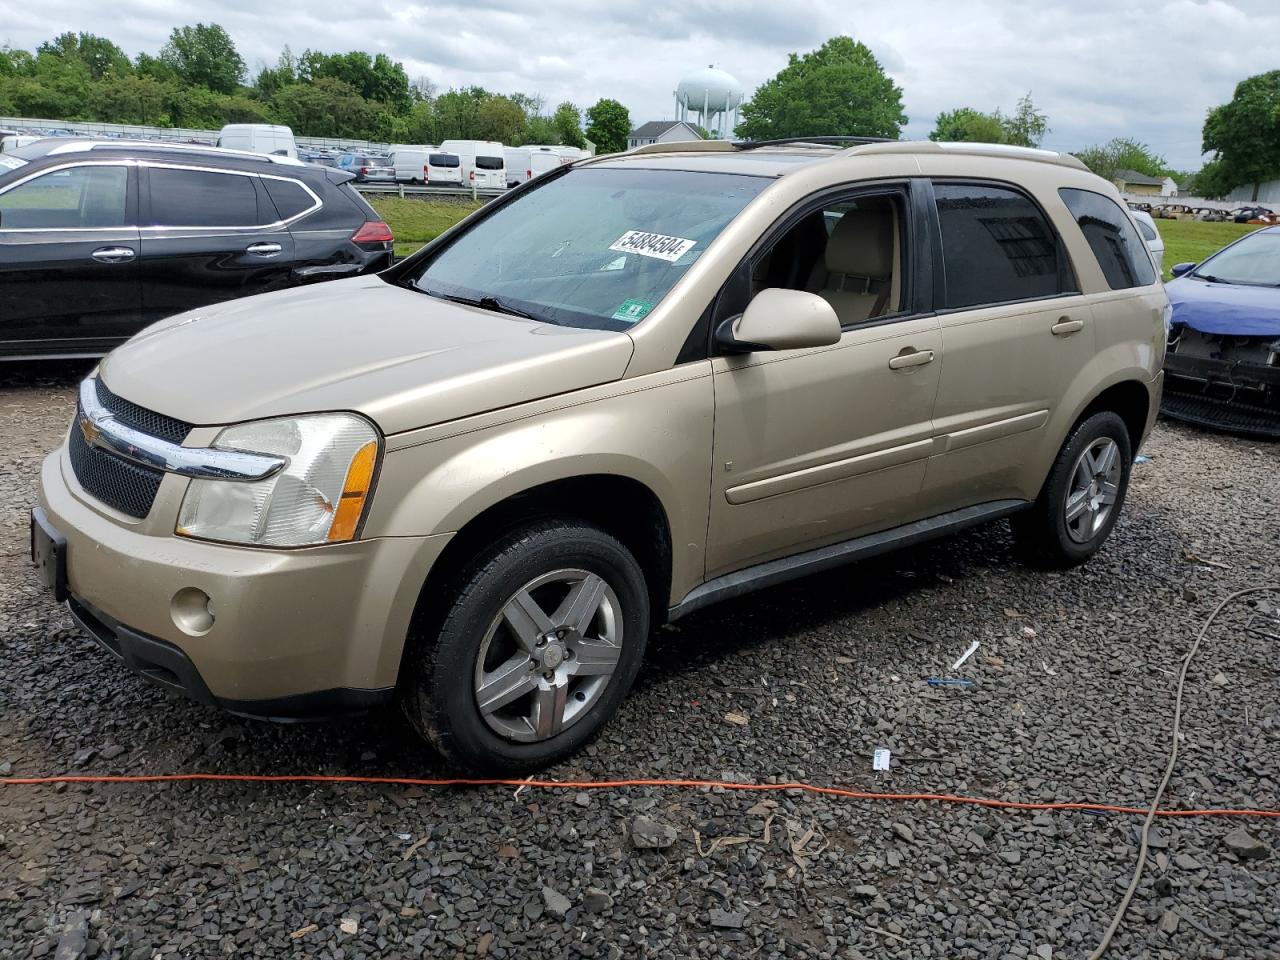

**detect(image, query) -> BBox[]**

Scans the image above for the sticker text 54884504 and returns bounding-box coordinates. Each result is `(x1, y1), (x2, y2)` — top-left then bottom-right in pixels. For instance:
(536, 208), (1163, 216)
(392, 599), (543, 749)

(609, 230), (697, 263)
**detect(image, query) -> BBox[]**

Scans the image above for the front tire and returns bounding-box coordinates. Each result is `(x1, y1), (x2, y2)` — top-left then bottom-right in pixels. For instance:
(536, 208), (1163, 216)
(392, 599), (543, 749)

(1012, 411), (1132, 568)
(402, 521), (649, 773)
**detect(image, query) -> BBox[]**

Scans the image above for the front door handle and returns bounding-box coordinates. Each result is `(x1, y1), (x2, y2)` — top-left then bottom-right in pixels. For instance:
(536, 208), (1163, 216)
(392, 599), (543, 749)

(1051, 317), (1085, 337)
(90, 246), (136, 264)
(888, 348), (936, 370)
(246, 242), (283, 257)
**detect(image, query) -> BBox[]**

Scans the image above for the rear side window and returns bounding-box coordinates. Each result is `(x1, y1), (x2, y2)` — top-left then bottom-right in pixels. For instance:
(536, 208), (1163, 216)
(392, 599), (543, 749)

(1060, 188), (1156, 289)
(475, 156), (503, 170)
(933, 182), (1067, 309)
(148, 168), (259, 227)
(261, 178), (316, 221)
(429, 154), (460, 167)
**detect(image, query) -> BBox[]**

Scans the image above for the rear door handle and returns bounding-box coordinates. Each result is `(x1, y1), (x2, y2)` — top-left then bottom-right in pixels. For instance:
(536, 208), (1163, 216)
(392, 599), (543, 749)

(246, 242), (283, 257)
(888, 348), (936, 370)
(90, 246), (136, 264)
(1051, 317), (1085, 337)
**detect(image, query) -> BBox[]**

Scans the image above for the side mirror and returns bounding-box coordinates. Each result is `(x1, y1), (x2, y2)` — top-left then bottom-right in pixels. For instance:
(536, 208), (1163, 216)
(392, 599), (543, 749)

(1170, 262), (1197, 278)
(716, 288), (842, 354)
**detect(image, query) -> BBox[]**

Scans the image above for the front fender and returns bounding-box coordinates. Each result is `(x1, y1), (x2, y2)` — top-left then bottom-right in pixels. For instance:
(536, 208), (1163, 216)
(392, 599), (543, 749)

(361, 368), (715, 603)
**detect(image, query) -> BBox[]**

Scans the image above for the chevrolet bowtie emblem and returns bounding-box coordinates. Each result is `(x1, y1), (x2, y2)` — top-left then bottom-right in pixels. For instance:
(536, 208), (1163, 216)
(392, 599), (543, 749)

(78, 414), (102, 448)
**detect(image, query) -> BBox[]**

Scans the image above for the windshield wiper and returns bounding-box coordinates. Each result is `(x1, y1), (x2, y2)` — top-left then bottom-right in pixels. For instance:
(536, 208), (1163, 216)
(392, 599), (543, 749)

(423, 288), (551, 324)
(1196, 273), (1227, 284)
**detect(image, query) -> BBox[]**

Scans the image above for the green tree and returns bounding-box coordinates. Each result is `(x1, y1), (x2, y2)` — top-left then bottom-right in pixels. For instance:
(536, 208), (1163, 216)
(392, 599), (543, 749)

(299, 49), (411, 111)
(433, 86), (491, 140)
(1072, 138), (1170, 182)
(90, 74), (174, 124)
(552, 101), (586, 148)
(524, 114), (558, 144)
(476, 95), (526, 144)
(929, 107), (1006, 143)
(159, 23), (244, 94)
(997, 92), (1048, 147)
(271, 76), (382, 138)
(37, 32), (130, 80)
(253, 47), (296, 100)
(1202, 70), (1280, 200)
(585, 98), (630, 153)
(735, 36), (906, 141)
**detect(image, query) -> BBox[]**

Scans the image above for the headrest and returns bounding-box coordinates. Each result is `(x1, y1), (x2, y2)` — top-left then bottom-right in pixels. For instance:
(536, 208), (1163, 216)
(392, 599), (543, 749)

(825, 208), (893, 279)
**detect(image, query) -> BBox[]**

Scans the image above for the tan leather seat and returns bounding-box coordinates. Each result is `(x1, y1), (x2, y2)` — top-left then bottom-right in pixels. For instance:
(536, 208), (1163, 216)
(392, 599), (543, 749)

(819, 209), (894, 324)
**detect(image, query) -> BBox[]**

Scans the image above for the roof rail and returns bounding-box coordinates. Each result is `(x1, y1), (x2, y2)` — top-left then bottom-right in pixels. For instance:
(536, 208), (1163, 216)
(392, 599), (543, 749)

(845, 140), (1089, 172)
(44, 139), (306, 166)
(733, 136), (895, 150)
(625, 139), (737, 156)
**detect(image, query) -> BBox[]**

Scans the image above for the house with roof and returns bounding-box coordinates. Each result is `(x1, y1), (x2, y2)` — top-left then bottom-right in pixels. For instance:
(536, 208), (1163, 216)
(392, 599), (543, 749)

(626, 121), (704, 151)
(1112, 169), (1164, 196)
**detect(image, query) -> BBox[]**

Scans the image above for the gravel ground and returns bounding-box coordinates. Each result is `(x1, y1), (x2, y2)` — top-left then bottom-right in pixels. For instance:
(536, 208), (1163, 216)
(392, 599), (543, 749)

(1, 363), (1277, 960)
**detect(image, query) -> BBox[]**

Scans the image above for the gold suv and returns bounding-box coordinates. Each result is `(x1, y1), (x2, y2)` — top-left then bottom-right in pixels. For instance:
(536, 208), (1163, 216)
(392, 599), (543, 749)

(32, 138), (1168, 771)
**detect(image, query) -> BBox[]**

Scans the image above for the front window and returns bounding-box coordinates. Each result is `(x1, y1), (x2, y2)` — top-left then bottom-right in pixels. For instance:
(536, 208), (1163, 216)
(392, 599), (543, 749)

(1190, 229), (1280, 286)
(402, 167), (769, 331)
(0, 164), (128, 229)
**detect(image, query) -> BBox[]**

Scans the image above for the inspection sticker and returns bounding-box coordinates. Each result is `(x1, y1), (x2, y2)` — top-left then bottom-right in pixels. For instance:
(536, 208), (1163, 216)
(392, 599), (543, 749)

(611, 298), (654, 323)
(609, 230), (696, 262)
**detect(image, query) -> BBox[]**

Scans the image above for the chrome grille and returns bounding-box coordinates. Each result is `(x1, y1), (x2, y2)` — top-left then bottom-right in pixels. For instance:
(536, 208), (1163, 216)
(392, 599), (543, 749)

(95, 379), (193, 445)
(67, 381), (192, 519)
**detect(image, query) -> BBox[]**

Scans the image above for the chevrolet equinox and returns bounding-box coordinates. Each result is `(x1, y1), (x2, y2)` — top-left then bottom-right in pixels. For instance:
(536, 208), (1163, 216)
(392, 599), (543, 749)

(32, 138), (1168, 771)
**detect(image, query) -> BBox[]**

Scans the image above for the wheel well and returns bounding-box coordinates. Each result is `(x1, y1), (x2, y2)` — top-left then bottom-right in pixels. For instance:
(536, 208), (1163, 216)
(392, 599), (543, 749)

(405, 475), (674, 662)
(1077, 380), (1149, 449)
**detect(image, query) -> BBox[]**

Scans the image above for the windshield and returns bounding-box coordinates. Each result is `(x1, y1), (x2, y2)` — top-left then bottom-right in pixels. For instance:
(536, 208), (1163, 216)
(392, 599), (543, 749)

(406, 166), (769, 331)
(1194, 229), (1280, 285)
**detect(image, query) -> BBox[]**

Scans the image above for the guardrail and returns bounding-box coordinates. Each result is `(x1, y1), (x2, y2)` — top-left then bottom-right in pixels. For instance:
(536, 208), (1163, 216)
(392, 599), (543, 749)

(353, 183), (507, 200)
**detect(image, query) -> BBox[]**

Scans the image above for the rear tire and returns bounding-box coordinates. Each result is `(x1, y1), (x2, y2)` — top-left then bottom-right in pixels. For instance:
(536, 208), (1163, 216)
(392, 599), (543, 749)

(402, 520), (649, 773)
(1012, 411), (1132, 569)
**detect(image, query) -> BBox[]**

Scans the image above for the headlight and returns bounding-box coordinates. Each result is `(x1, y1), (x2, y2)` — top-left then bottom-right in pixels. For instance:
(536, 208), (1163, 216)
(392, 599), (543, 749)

(176, 414), (380, 547)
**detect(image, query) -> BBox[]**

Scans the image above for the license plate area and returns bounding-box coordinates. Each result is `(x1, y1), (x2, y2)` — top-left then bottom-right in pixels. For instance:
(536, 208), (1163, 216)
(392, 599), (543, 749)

(30, 506), (67, 602)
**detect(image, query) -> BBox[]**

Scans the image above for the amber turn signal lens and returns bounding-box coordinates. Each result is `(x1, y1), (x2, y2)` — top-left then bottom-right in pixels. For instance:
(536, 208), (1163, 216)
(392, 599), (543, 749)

(327, 439), (378, 542)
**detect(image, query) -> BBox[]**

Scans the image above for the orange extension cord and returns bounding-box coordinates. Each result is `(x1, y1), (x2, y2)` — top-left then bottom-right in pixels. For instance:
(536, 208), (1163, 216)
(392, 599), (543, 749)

(2, 773), (1277, 820)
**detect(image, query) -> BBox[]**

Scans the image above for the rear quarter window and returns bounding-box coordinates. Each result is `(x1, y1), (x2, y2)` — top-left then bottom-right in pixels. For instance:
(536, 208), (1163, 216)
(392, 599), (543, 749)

(261, 178), (316, 221)
(1059, 188), (1156, 289)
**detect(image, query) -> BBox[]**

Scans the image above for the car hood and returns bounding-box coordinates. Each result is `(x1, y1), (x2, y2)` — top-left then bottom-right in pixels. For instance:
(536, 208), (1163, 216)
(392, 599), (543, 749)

(1167, 275), (1280, 337)
(99, 276), (635, 436)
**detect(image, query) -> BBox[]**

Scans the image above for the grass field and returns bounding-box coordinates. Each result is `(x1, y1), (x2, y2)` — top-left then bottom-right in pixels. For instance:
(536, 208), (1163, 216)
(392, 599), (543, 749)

(370, 194), (1263, 280)
(1153, 218), (1262, 279)
(367, 196), (483, 259)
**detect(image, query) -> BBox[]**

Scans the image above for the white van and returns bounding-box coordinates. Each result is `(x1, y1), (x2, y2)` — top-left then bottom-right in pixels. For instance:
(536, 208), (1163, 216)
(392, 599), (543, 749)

(1, 134), (41, 153)
(216, 124), (298, 159)
(439, 140), (505, 189)
(425, 151), (463, 186)
(503, 146), (563, 188)
(390, 145), (434, 183)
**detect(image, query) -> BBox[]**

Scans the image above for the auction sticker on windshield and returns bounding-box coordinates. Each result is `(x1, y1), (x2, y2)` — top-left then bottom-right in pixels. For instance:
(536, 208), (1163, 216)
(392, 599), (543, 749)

(611, 299), (653, 323)
(609, 230), (696, 263)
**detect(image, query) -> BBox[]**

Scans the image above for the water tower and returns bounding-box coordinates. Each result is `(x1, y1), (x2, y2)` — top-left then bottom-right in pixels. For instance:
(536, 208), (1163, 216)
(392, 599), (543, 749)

(675, 66), (744, 139)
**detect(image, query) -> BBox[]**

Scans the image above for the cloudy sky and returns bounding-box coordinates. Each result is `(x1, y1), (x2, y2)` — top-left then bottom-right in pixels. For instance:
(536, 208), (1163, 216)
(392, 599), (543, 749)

(4, 0), (1277, 169)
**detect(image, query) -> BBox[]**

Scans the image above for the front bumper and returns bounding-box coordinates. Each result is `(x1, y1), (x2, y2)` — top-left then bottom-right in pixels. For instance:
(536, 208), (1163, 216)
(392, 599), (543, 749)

(38, 445), (451, 715)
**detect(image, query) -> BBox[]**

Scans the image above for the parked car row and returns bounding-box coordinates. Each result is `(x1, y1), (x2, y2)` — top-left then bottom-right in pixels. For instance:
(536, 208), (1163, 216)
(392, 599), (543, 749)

(0, 137), (394, 359)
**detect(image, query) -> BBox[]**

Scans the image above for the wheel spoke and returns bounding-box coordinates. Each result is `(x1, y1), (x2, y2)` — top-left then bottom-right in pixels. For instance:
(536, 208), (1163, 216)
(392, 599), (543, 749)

(569, 640), (621, 677)
(1099, 481), (1119, 506)
(1064, 489), (1091, 523)
(530, 679), (569, 739)
(503, 588), (553, 653)
(1094, 441), (1118, 477)
(476, 656), (537, 715)
(553, 573), (607, 638)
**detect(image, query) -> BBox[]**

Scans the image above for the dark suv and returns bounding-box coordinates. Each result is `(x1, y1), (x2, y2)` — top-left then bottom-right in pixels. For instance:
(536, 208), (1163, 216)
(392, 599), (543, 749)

(0, 139), (395, 360)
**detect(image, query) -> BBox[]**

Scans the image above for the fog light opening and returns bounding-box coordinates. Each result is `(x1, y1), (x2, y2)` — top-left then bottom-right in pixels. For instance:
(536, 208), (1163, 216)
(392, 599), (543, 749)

(171, 587), (215, 636)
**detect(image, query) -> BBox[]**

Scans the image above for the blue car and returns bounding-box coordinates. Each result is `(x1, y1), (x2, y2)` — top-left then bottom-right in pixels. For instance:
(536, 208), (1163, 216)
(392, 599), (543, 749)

(1163, 226), (1280, 438)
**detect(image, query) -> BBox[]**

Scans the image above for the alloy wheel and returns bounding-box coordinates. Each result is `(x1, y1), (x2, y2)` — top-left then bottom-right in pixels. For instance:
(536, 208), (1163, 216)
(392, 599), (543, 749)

(1064, 437), (1122, 544)
(473, 569), (623, 743)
